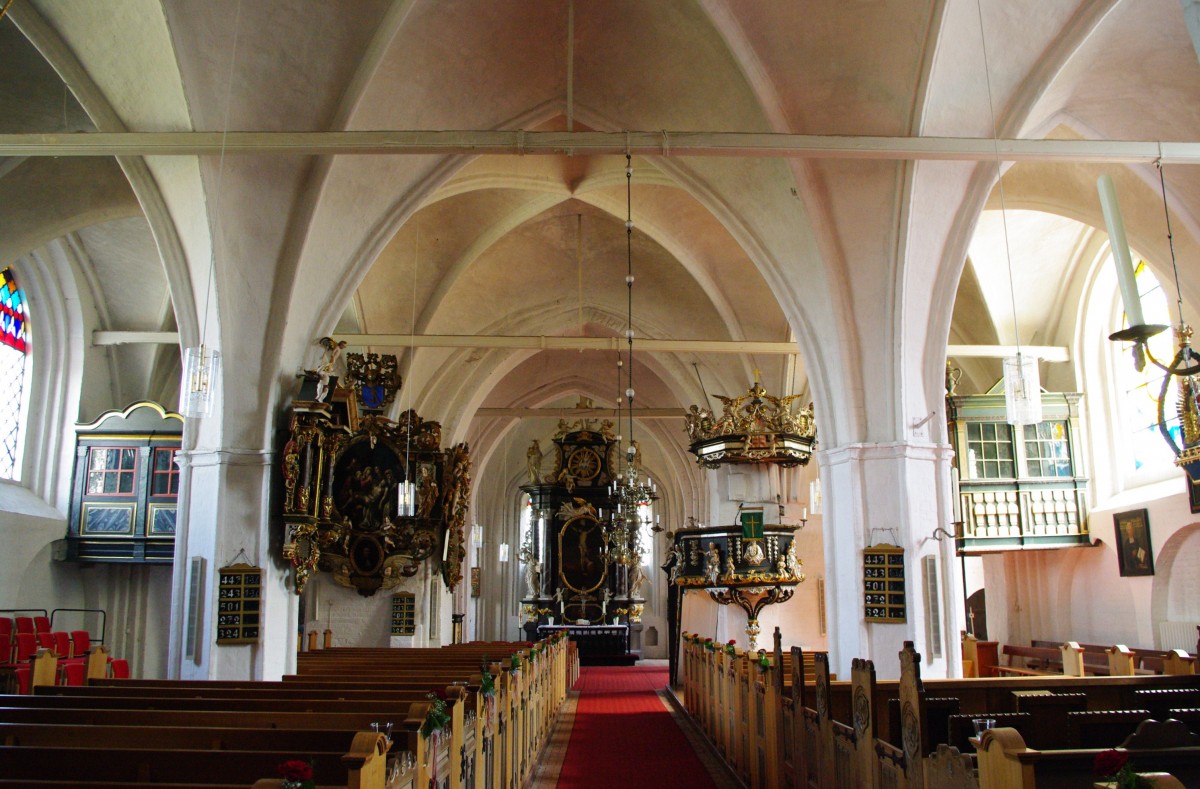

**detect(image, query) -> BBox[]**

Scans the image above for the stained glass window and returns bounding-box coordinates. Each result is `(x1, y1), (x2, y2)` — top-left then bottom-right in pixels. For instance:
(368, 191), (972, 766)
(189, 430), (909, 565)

(1117, 262), (1178, 474)
(0, 267), (29, 479)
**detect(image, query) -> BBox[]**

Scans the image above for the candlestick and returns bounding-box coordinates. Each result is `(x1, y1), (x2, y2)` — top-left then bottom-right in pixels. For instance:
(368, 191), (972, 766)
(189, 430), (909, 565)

(1097, 174), (1146, 328)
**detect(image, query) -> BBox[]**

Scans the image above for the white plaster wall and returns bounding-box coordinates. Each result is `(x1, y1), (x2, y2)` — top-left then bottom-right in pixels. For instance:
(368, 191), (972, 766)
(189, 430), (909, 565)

(985, 477), (1197, 653)
(301, 563), (453, 649)
(0, 482), (81, 610)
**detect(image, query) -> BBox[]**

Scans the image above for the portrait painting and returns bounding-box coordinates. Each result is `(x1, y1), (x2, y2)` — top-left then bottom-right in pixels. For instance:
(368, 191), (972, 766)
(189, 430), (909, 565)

(1114, 509), (1154, 577)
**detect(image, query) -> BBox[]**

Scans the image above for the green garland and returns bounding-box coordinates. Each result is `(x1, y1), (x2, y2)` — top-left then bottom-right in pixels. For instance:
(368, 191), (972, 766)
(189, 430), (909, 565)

(511, 654), (522, 671)
(480, 668), (495, 697)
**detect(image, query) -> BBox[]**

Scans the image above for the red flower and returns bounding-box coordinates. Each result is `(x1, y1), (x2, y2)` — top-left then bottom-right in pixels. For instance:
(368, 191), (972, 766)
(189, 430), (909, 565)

(1093, 749), (1128, 777)
(277, 760), (313, 781)
(727, 639), (736, 645)
(428, 687), (448, 701)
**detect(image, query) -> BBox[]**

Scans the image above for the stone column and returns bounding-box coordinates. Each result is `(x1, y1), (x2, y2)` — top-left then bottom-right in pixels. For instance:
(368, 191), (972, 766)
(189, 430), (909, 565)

(817, 441), (962, 679)
(168, 444), (297, 680)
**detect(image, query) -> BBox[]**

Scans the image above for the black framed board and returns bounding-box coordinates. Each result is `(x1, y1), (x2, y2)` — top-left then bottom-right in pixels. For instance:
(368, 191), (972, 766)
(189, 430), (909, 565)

(216, 563), (262, 644)
(863, 544), (906, 623)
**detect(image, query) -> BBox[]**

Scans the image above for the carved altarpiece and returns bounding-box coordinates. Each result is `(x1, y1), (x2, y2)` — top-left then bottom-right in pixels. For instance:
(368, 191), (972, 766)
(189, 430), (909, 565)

(280, 353), (469, 597)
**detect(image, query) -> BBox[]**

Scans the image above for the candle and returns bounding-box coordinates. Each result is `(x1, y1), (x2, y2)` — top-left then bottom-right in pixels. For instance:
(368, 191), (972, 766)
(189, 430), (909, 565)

(800, 505), (808, 521)
(1097, 174), (1146, 328)
(951, 467), (962, 522)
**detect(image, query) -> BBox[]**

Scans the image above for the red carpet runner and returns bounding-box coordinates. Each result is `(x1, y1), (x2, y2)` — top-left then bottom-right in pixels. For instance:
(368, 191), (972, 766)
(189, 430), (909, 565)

(556, 665), (716, 788)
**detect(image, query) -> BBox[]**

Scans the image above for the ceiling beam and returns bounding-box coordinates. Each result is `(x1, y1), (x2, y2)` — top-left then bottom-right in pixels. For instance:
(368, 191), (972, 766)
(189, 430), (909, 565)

(93, 331), (181, 346)
(474, 407), (684, 419)
(92, 330), (1069, 361)
(947, 344), (1069, 362)
(3, 130), (1198, 164)
(332, 334), (795, 354)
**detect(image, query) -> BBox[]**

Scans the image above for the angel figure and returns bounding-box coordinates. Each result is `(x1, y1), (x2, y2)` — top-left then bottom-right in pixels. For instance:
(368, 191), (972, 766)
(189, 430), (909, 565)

(314, 336), (348, 403)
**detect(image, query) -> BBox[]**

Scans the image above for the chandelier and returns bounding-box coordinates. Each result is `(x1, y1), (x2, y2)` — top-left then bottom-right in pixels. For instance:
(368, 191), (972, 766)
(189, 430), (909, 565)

(606, 153), (657, 568)
(684, 376), (817, 468)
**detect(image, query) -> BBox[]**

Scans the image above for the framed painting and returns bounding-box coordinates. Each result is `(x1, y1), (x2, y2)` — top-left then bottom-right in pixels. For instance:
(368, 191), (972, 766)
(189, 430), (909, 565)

(1114, 509), (1154, 577)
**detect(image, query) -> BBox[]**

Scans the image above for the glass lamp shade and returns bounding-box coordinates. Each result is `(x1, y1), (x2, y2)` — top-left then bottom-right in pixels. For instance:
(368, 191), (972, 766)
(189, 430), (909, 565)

(397, 480), (417, 517)
(179, 345), (221, 418)
(1003, 354), (1042, 426)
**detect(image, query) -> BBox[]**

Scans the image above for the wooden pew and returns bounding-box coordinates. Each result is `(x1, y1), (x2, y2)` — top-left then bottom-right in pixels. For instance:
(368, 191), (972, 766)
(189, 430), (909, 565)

(0, 635), (569, 789)
(993, 644), (1067, 676)
(680, 631), (1200, 789)
(975, 720), (1200, 789)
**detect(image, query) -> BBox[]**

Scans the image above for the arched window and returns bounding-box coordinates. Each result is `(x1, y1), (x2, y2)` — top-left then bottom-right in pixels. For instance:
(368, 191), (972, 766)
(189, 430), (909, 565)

(0, 267), (29, 480)
(1116, 261), (1178, 476)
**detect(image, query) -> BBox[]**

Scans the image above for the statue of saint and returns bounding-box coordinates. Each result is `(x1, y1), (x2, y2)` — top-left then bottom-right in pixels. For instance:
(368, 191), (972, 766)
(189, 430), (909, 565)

(629, 561), (646, 598)
(416, 464), (438, 518)
(785, 540), (803, 580)
(743, 539), (765, 566)
(704, 542), (721, 585)
(526, 439), (543, 484)
(524, 557), (542, 598)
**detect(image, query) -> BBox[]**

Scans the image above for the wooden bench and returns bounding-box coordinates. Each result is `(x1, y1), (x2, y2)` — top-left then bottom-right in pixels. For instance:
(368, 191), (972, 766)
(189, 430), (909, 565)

(682, 629), (1200, 789)
(993, 644), (1068, 676)
(975, 719), (1200, 789)
(0, 636), (570, 789)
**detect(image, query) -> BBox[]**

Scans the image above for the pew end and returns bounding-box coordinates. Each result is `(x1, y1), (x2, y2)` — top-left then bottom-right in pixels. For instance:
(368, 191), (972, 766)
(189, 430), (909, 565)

(974, 727), (1038, 789)
(341, 730), (390, 789)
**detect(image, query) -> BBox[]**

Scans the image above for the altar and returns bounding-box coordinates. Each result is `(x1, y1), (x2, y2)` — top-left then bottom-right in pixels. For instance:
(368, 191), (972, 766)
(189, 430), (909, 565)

(536, 624), (638, 666)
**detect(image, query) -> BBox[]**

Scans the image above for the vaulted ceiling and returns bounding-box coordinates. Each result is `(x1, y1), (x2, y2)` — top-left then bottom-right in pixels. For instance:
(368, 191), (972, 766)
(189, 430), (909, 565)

(4, 0), (1200, 508)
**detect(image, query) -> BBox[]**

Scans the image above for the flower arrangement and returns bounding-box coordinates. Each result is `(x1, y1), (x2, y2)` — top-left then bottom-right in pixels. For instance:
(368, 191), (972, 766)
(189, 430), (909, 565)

(420, 690), (451, 739)
(479, 667), (495, 697)
(703, 638), (715, 652)
(276, 759), (315, 789)
(511, 654), (522, 671)
(1093, 750), (1151, 789)
(757, 650), (771, 671)
(725, 639), (737, 656)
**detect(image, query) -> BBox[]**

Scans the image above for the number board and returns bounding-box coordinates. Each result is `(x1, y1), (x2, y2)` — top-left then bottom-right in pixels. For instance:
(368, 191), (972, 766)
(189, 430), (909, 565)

(216, 563), (262, 644)
(391, 592), (416, 636)
(863, 544), (906, 623)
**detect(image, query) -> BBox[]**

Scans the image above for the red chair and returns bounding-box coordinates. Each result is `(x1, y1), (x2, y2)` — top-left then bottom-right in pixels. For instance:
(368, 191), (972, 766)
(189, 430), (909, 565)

(69, 630), (90, 659)
(12, 632), (37, 663)
(35, 632), (53, 650)
(0, 617), (12, 662)
(12, 665), (30, 695)
(51, 632), (71, 658)
(14, 616), (33, 635)
(109, 658), (130, 679)
(59, 662), (85, 686)
(32, 616), (50, 634)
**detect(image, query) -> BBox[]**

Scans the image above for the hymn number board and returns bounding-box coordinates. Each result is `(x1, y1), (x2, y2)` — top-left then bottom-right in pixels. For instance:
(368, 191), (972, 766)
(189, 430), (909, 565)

(863, 544), (906, 623)
(216, 563), (262, 644)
